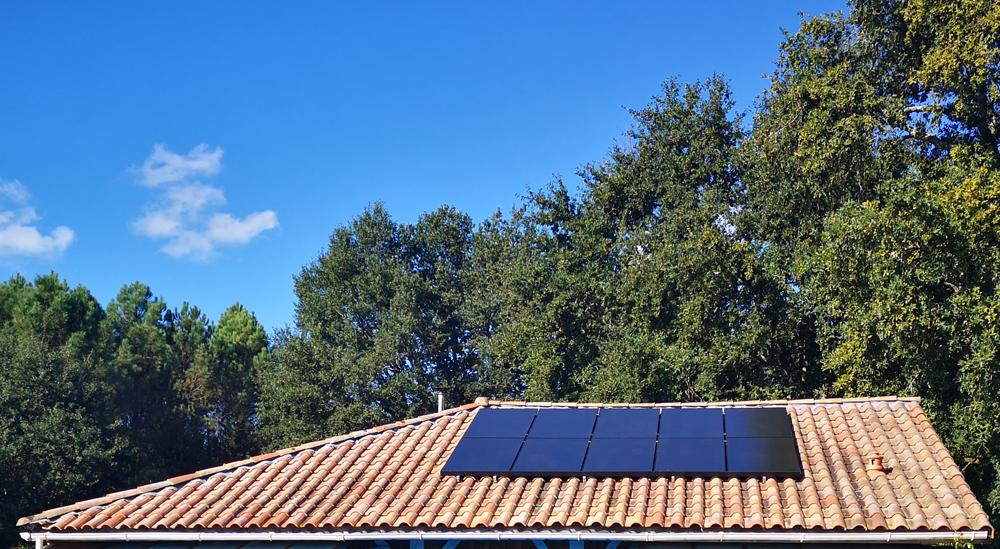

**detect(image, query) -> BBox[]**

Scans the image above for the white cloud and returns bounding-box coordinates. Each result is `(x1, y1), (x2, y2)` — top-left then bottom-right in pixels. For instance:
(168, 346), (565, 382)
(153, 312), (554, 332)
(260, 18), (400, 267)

(133, 210), (184, 239)
(131, 145), (278, 261)
(207, 211), (280, 245)
(0, 180), (31, 203)
(0, 179), (74, 258)
(167, 184), (226, 210)
(0, 224), (75, 257)
(138, 143), (223, 187)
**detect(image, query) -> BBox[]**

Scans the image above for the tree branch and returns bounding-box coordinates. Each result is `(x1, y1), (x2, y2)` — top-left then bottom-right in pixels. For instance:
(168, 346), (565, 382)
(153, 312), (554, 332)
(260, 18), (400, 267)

(973, 82), (1000, 163)
(902, 126), (946, 148)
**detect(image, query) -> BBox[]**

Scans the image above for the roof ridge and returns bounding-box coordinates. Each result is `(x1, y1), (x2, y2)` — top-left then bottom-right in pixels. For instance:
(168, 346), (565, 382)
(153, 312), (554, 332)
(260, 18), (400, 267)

(485, 395), (919, 407)
(16, 402), (482, 527)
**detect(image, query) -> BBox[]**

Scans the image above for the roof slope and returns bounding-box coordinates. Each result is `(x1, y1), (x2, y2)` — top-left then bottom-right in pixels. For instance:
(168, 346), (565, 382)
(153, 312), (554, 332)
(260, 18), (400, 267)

(18, 397), (992, 534)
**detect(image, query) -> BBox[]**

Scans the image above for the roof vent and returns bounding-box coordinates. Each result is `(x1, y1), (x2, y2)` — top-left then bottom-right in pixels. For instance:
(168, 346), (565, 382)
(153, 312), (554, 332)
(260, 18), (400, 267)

(866, 452), (886, 475)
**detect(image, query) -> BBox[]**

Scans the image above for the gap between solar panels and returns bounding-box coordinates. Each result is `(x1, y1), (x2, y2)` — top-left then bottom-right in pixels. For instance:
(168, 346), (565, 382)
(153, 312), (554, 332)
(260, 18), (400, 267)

(440, 406), (802, 479)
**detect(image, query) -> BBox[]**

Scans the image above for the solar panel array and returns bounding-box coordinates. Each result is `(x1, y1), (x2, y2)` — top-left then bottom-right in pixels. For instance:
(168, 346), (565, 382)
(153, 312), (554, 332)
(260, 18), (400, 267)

(441, 407), (801, 478)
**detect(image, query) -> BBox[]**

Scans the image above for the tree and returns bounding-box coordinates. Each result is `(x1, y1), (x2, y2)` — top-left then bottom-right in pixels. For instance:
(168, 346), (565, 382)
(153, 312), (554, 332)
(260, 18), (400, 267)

(102, 286), (267, 485)
(741, 0), (1000, 519)
(256, 205), (485, 448)
(102, 283), (195, 484)
(854, 0), (1000, 162)
(177, 303), (267, 461)
(467, 77), (825, 403)
(0, 274), (264, 544)
(0, 275), (119, 548)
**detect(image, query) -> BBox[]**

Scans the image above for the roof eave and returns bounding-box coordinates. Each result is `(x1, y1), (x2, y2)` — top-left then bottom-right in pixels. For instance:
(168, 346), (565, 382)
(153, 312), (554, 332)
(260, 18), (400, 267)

(21, 528), (993, 545)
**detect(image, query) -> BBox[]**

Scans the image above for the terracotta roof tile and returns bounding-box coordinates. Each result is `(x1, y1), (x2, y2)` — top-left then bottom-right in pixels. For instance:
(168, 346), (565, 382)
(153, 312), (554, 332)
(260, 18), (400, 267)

(17, 397), (993, 536)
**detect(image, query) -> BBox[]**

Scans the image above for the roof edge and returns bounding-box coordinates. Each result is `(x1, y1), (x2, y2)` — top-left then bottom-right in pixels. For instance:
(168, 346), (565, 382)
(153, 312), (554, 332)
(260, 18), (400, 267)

(485, 396), (920, 408)
(14, 396), (928, 529)
(21, 527), (990, 545)
(17, 402), (483, 527)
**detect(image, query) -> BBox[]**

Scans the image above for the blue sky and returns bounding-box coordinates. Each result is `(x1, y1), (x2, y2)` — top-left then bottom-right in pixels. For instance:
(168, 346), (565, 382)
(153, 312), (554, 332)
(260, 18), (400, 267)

(0, 1), (846, 332)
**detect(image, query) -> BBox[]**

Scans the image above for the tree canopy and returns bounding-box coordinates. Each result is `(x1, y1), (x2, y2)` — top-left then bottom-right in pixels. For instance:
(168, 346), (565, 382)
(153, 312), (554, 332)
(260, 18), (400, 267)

(0, 275), (268, 547)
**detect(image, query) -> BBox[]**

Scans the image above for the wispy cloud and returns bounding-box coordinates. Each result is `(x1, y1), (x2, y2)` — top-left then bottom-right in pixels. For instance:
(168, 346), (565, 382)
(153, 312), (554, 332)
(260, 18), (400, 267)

(131, 144), (278, 261)
(0, 180), (32, 203)
(138, 143), (223, 187)
(0, 179), (74, 258)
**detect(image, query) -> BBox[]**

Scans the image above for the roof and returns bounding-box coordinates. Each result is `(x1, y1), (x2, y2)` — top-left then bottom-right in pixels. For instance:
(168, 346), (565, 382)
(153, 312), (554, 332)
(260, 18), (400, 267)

(17, 397), (993, 540)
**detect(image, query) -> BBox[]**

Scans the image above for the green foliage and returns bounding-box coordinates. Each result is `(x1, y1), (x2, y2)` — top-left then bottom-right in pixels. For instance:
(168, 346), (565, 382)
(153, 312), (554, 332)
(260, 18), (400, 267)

(0, 275), (119, 549)
(743, 0), (1000, 521)
(0, 275), (268, 545)
(256, 205), (492, 448)
(204, 303), (267, 458)
(794, 159), (1000, 515)
(103, 283), (193, 483)
(463, 77), (825, 404)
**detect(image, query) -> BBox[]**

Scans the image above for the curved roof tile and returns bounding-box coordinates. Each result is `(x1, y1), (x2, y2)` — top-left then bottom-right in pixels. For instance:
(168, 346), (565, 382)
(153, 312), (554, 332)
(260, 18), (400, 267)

(17, 397), (993, 535)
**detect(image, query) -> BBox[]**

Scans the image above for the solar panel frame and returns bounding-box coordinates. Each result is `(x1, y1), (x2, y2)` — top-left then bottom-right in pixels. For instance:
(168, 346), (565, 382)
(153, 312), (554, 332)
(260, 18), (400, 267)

(724, 407), (794, 438)
(526, 409), (599, 439)
(592, 408), (660, 438)
(654, 437), (727, 475)
(440, 437), (525, 475)
(463, 407), (537, 438)
(725, 437), (802, 477)
(582, 437), (656, 474)
(658, 408), (724, 438)
(510, 438), (590, 475)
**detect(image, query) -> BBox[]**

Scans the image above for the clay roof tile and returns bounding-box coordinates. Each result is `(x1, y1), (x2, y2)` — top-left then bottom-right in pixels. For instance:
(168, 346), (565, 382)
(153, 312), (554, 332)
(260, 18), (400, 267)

(17, 398), (992, 537)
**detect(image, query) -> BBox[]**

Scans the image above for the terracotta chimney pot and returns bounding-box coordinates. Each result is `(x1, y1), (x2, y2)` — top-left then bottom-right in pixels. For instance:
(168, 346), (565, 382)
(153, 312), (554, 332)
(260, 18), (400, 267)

(866, 453), (885, 475)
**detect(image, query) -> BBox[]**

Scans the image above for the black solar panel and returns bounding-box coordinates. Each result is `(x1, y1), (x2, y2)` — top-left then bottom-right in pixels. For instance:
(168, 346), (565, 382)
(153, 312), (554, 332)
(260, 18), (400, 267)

(440, 406), (800, 479)
(593, 408), (659, 438)
(527, 409), (598, 438)
(510, 438), (589, 474)
(440, 437), (523, 474)
(725, 437), (801, 476)
(582, 438), (655, 474)
(654, 438), (726, 475)
(659, 408), (724, 438)
(724, 408), (794, 438)
(464, 407), (537, 438)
